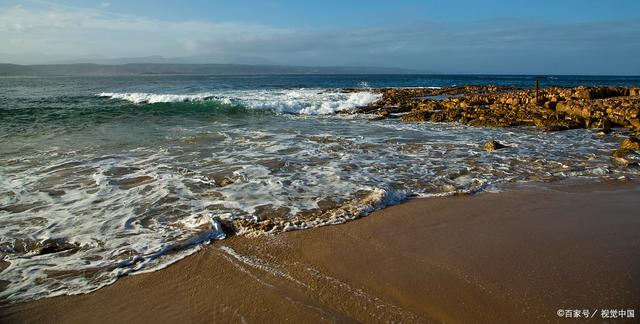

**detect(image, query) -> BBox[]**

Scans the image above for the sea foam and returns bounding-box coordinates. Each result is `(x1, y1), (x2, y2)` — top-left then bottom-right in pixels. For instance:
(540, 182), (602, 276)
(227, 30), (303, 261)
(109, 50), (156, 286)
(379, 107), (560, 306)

(98, 89), (382, 115)
(97, 92), (216, 104)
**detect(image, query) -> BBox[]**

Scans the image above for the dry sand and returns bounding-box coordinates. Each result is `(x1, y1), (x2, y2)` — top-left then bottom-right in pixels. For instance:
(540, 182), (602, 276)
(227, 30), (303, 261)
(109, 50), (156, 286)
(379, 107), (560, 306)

(2, 180), (639, 323)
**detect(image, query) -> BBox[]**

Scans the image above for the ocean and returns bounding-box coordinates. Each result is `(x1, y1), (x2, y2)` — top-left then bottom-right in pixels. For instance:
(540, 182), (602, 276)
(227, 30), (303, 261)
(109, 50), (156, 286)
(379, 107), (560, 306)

(1, 74), (639, 302)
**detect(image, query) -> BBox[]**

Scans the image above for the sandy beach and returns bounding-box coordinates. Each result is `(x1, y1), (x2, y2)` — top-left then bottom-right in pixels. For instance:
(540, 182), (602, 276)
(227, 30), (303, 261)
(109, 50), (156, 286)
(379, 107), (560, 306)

(2, 180), (639, 323)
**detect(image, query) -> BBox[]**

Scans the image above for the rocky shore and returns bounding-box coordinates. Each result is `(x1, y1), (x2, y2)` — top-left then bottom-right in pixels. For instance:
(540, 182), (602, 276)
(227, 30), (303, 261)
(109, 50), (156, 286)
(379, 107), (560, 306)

(352, 85), (640, 164)
(355, 85), (640, 131)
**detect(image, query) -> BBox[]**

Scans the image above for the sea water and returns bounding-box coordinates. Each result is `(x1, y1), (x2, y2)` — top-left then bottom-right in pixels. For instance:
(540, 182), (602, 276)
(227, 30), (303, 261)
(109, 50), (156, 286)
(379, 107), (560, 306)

(1, 74), (639, 302)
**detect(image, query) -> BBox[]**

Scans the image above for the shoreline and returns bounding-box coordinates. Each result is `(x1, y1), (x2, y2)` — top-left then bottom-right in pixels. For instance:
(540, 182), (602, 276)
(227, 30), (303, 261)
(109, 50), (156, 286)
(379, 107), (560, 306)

(2, 179), (639, 323)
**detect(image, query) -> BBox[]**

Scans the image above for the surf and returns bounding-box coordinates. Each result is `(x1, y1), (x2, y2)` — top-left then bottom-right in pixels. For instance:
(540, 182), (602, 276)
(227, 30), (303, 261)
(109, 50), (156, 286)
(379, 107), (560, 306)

(98, 89), (382, 115)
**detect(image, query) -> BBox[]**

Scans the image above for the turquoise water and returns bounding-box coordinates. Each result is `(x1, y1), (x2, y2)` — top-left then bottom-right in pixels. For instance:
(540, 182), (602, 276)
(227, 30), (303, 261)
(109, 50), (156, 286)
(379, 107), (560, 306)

(1, 74), (639, 302)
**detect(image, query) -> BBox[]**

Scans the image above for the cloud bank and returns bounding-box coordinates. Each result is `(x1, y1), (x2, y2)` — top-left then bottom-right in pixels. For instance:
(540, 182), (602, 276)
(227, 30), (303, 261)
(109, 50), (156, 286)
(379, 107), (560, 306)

(1, 4), (639, 74)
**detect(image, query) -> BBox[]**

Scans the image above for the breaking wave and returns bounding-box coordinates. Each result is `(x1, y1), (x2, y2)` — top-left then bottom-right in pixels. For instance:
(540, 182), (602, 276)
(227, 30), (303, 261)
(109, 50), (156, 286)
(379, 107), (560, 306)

(98, 89), (382, 115)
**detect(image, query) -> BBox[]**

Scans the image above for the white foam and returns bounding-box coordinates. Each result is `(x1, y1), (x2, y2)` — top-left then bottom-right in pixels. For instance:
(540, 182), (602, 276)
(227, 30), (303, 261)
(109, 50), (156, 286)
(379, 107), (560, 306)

(98, 89), (382, 115)
(0, 151), (227, 302)
(98, 92), (216, 104)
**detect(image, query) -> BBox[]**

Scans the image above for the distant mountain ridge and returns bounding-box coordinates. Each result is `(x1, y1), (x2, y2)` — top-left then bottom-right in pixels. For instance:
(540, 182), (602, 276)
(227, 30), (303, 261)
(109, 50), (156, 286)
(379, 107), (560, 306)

(0, 63), (425, 76)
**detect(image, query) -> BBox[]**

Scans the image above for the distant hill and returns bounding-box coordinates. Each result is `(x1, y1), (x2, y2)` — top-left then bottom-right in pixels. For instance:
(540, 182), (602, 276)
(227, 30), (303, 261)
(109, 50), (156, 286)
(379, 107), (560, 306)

(0, 63), (425, 76)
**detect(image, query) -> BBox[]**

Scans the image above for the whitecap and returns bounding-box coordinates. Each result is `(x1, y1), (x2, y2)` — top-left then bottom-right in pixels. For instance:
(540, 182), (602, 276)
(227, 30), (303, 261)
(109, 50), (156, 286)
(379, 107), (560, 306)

(98, 89), (382, 115)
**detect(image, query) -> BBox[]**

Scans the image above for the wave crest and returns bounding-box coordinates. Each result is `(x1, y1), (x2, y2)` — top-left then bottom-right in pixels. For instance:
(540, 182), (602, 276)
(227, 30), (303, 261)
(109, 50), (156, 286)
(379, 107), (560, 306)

(98, 92), (215, 104)
(98, 89), (381, 115)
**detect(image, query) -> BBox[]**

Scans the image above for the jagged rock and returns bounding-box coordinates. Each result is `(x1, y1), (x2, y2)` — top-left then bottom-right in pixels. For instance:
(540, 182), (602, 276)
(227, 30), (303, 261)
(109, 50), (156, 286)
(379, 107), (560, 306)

(613, 148), (640, 166)
(377, 110), (391, 118)
(400, 111), (431, 122)
(484, 139), (508, 152)
(571, 86), (627, 100)
(39, 239), (79, 255)
(218, 178), (234, 187)
(620, 137), (640, 151)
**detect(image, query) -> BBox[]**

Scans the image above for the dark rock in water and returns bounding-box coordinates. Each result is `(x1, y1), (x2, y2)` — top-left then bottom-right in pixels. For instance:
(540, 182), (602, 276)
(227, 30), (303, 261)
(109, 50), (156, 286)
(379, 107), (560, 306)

(612, 148), (640, 166)
(1, 259), (10, 272)
(216, 218), (237, 237)
(39, 238), (79, 255)
(538, 118), (585, 132)
(484, 139), (508, 152)
(0, 279), (9, 292)
(211, 175), (234, 187)
(218, 178), (234, 187)
(543, 125), (571, 132)
(5, 238), (79, 255)
(8, 238), (40, 254)
(594, 128), (612, 136)
(620, 137), (640, 151)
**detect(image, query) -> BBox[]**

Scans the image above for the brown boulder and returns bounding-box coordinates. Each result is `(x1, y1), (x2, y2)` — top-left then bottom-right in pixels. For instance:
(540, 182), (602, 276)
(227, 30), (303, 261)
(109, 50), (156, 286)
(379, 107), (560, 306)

(400, 111), (431, 122)
(484, 139), (508, 152)
(620, 137), (640, 151)
(377, 110), (391, 118)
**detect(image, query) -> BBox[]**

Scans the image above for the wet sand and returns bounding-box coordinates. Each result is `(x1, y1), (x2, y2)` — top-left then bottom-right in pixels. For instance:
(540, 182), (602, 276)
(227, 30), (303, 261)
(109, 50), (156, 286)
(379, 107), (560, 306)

(2, 180), (639, 323)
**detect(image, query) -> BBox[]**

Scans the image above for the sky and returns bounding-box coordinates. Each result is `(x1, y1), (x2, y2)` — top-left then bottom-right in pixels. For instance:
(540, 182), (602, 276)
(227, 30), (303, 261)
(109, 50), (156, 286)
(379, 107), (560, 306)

(0, 0), (639, 74)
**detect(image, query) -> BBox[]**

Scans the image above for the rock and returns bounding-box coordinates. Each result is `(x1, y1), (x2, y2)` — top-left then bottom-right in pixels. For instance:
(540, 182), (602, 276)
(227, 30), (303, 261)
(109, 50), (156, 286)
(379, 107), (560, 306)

(594, 128), (612, 136)
(7, 238), (79, 255)
(400, 111), (431, 122)
(612, 148), (640, 166)
(574, 88), (591, 99)
(620, 137), (640, 151)
(8, 239), (40, 254)
(543, 125), (570, 132)
(218, 178), (234, 187)
(39, 238), (79, 255)
(0, 259), (9, 272)
(361, 86), (640, 132)
(590, 118), (611, 130)
(484, 139), (508, 152)
(377, 110), (391, 118)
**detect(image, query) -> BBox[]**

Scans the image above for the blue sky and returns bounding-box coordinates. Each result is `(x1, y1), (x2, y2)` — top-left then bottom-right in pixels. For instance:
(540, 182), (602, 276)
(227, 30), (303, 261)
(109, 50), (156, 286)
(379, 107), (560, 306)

(0, 0), (639, 74)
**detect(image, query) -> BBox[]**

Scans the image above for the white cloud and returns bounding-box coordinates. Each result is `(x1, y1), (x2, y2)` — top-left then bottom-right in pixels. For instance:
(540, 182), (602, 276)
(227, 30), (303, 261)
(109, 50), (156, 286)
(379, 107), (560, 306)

(0, 4), (291, 61)
(0, 3), (638, 74)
